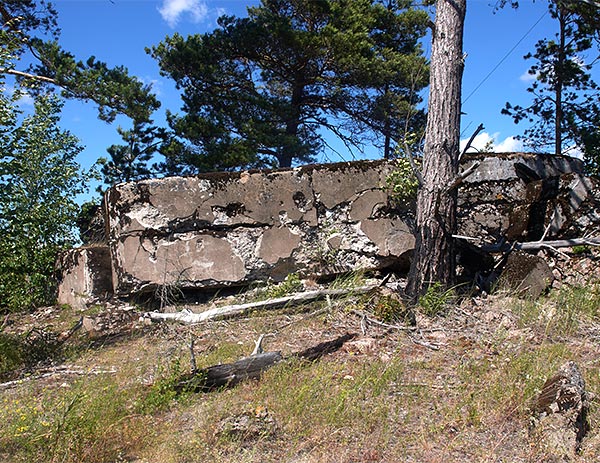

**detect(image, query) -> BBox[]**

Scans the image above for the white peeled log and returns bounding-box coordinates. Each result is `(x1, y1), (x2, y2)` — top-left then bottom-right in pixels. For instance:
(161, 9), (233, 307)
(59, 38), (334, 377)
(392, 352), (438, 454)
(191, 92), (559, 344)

(142, 285), (376, 324)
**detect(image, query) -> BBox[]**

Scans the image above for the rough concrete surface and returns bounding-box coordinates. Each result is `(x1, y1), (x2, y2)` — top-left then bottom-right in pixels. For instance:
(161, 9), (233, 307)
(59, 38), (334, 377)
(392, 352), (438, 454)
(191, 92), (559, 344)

(57, 154), (599, 304)
(56, 246), (113, 309)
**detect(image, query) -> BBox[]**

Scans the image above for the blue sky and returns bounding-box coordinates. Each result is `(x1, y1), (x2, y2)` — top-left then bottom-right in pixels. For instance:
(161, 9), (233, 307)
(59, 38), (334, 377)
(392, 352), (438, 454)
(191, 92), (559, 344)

(31, 0), (593, 196)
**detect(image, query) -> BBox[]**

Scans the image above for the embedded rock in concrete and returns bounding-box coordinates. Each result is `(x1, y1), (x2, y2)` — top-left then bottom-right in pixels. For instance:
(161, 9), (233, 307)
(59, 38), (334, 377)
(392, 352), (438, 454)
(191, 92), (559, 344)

(457, 153), (597, 243)
(105, 161), (413, 296)
(359, 218), (414, 260)
(258, 227), (302, 265)
(56, 246), (113, 309)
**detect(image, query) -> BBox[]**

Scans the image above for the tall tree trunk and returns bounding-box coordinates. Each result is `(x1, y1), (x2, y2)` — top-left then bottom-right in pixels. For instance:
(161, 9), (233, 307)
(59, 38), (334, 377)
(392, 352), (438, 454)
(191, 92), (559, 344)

(384, 123), (392, 159)
(406, 0), (466, 300)
(278, 79), (305, 168)
(555, 5), (566, 156)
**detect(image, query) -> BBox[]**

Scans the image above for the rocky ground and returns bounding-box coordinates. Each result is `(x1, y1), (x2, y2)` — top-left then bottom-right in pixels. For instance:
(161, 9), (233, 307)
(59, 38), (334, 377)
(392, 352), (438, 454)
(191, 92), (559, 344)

(1, 249), (600, 463)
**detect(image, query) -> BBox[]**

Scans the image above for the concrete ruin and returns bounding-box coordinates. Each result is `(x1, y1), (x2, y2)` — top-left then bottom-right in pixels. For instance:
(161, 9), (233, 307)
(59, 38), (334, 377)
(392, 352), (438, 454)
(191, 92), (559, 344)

(56, 246), (113, 310)
(56, 153), (599, 307)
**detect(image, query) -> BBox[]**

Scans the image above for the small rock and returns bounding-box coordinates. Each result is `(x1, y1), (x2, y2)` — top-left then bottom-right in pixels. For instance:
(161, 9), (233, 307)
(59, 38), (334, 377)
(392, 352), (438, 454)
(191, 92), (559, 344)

(497, 252), (555, 299)
(214, 408), (277, 443)
(530, 361), (591, 461)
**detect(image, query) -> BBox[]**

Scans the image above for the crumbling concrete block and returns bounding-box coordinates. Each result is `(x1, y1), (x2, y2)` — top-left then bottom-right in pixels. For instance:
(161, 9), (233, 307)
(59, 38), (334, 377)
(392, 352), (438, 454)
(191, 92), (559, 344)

(105, 161), (414, 297)
(458, 153), (596, 243)
(56, 246), (113, 309)
(56, 153), (598, 301)
(497, 252), (555, 298)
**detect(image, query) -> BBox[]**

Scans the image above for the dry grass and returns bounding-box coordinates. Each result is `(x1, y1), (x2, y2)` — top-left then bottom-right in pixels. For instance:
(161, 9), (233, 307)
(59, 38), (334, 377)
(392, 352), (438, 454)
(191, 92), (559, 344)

(2, 280), (600, 462)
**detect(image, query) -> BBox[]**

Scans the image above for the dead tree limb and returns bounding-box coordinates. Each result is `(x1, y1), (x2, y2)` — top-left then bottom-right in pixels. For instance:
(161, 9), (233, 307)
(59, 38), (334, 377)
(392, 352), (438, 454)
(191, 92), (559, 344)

(480, 237), (600, 253)
(0, 68), (57, 84)
(459, 123), (485, 161)
(175, 333), (356, 393)
(142, 285), (376, 324)
(447, 159), (481, 191)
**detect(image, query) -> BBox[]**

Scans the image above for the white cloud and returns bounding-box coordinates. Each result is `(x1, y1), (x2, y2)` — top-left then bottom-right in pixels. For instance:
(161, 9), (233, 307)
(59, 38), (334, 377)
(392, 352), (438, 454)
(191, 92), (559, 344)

(494, 135), (523, 152)
(519, 70), (538, 83)
(564, 144), (584, 160)
(460, 132), (493, 152)
(158, 0), (208, 28)
(16, 92), (34, 107)
(460, 131), (524, 154)
(140, 76), (164, 97)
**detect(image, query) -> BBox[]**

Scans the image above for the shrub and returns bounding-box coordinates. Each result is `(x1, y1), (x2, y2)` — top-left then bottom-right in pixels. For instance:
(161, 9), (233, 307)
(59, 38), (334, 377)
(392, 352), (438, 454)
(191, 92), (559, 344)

(384, 157), (419, 206)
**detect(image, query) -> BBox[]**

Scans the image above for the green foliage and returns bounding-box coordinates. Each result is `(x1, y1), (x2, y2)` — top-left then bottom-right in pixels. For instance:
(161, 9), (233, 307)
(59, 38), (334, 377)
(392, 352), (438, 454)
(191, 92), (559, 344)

(372, 293), (414, 324)
(571, 244), (591, 255)
(137, 357), (186, 414)
(1, 3), (159, 123)
(75, 200), (105, 245)
(0, 92), (89, 311)
(149, 0), (429, 173)
(501, 0), (600, 164)
(418, 282), (457, 317)
(97, 119), (167, 191)
(385, 157), (419, 206)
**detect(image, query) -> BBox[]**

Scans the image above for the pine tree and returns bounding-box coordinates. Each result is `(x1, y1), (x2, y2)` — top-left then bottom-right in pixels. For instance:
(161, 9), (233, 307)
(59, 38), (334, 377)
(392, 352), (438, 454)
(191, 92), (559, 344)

(98, 120), (167, 190)
(502, 0), (600, 164)
(149, 0), (429, 173)
(406, 0), (466, 300)
(0, 1), (159, 123)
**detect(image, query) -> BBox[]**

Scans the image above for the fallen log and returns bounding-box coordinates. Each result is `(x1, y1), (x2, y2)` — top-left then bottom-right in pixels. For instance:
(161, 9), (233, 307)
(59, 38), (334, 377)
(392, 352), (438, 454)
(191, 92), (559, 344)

(142, 285), (376, 324)
(175, 333), (356, 393)
(175, 352), (284, 393)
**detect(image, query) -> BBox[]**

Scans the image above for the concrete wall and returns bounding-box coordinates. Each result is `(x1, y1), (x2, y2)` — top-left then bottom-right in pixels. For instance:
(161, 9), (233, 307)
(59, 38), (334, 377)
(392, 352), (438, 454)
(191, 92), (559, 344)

(56, 153), (598, 305)
(56, 246), (113, 309)
(104, 160), (415, 297)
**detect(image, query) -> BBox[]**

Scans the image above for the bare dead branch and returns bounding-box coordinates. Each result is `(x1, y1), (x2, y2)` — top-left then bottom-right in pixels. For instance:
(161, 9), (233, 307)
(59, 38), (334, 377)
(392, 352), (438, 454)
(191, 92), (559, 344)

(142, 285), (377, 325)
(447, 159), (481, 191)
(1, 68), (56, 84)
(459, 122), (485, 161)
(469, 236), (600, 253)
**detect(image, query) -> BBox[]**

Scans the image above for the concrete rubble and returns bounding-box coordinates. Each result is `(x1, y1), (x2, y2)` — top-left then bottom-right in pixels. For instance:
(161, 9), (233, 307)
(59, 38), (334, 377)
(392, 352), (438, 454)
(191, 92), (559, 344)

(56, 153), (599, 305)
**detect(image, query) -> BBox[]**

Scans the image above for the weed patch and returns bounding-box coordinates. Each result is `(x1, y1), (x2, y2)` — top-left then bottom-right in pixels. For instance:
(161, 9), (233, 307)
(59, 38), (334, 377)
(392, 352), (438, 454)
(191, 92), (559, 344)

(0, 377), (151, 463)
(512, 282), (600, 337)
(418, 282), (457, 317)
